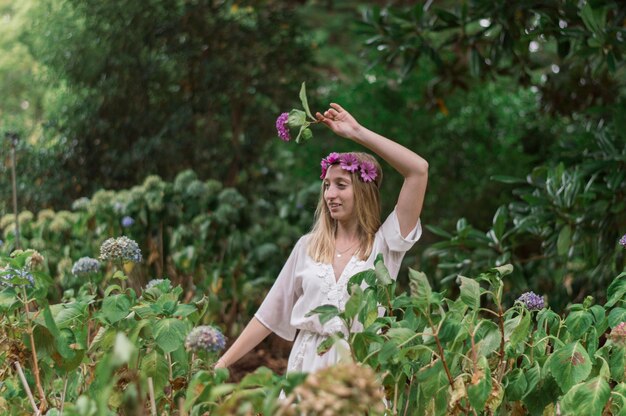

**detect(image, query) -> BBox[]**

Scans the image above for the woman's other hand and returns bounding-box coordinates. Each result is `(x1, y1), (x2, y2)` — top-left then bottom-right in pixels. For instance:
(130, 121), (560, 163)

(316, 103), (361, 140)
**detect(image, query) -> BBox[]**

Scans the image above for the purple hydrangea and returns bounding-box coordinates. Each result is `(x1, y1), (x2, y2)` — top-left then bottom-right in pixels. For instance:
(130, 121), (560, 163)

(121, 216), (134, 228)
(610, 322), (626, 347)
(185, 326), (226, 353)
(620, 234), (626, 247)
(71, 257), (101, 276)
(517, 291), (545, 311)
(276, 112), (291, 142)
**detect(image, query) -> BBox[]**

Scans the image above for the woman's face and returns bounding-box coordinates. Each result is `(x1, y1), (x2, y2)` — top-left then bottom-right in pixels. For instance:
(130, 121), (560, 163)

(323, 165), (355, 223)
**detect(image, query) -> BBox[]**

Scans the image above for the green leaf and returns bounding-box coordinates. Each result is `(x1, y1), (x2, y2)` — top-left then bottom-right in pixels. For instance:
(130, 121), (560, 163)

(560, 376), (610, 416)
(507, 311), (530, 348)
(459, 276), (480, 310)
(287, 109), (306, 128)
(548, 342), (592, 392)
(154, 318), (188, 353)
(141, 349), (170, 398)
(557, 224), (571, 256)
(374, 254), (392, 285)
(294, 122), (311, 143)
(387, 327), (415, 345)
(344, 285), (363, 320)
(492, 206), (507, 242)
(491, 264), (513, 277)
(408, 268), (432, 310)
(606, 272), (626, 307)
(505, 369), (527, 401)
(609, 308), (626, 328)
(173, 303), (197, 318)
(306, 304), (340, 325)
(42, 305), (75, 359)
(101, 294), (131, 324)
(299, 82), (315, 120)
(467, 357), (492, 411)
(610, 346), (626, 383)
(566, 310), (593, 339)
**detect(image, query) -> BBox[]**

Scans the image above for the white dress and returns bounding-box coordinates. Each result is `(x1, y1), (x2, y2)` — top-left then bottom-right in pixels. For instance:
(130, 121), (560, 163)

(255, 208), (422, 374)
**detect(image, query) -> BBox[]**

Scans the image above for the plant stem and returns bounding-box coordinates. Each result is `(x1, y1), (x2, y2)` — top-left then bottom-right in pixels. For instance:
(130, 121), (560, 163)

(14, 361), (39, 415)
(426, 314), (454, 387)
(60, 373), (68, 416)
(22, 288), (47, 411)
(496, 303), (507, 383)
(148, 377), (157, 416)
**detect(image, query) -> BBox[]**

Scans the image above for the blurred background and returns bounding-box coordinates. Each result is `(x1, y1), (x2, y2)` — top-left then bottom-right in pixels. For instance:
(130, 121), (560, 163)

(1, 0), (625, 333)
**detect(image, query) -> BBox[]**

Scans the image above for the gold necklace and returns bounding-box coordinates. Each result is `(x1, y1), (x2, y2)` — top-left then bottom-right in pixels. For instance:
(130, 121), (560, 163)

(335, 242), (358, 258)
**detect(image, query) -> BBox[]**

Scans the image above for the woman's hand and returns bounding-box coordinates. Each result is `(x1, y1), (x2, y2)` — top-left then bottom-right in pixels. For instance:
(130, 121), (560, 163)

(316, 103), (362, 140)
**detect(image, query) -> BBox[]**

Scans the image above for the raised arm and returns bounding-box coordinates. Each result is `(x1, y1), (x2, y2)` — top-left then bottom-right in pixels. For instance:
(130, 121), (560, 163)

(316, 103), (428, 237)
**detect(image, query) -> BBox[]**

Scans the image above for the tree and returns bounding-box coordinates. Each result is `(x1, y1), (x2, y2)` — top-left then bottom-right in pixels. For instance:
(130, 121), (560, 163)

(359, 0), (626, 114)
(23, 0), (311, 202)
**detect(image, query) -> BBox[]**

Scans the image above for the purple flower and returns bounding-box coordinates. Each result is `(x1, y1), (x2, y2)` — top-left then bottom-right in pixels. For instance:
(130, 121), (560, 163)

(340, 153), (359, 172)
(619, 234), (626, 247)
(326, 152), (340, 164)
(320, 159), (329, 179)
(610, 322), (626, 347)
(359, 161), (377, 183)
(517, 291), (545, 311)
(121, 216), (134, 228)
(185, 325), (226, 353)
(276, 112), (291, 142)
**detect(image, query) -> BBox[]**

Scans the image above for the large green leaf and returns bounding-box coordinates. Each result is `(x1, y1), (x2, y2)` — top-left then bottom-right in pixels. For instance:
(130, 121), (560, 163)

(548, 342), (592, 392)
(467, 357), (492, 411)
(154, 318), (188, 354)
(565, 310), (593, 339)
(556, 224), (571, 256)
(606, 272), (626, 307)
(560, 376), (610, 416)
(101, 294), (131, 324)
(459, 276), (480, 310)
(408, 268), (432, 310)
(141, 349), (169, 398)
(298, 82), (314, 120)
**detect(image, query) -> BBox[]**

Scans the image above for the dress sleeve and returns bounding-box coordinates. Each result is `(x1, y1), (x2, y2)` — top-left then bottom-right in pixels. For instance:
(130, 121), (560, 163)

(254, 237), (304, 341)
(380, 207), (422, 253)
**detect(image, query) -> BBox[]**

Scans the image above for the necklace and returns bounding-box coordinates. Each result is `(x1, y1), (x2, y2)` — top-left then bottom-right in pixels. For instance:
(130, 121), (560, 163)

(335, 242), (358, 258)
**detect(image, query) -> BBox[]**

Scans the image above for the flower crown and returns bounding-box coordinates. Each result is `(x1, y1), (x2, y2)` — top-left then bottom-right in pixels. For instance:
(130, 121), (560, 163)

(320, 152), (378, 183)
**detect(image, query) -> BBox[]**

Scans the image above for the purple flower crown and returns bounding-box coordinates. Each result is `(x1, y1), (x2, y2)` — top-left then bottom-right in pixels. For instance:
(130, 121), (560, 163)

(320, 152), (378, 183)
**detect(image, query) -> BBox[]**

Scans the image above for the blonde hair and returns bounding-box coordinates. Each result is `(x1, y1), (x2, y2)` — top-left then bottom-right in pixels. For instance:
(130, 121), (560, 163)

(308, 152), (383, 263)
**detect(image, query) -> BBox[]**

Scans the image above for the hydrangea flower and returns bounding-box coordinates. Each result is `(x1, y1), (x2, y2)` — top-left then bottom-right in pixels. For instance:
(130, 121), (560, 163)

(620, 234), (626, 247)
(100, 236), (142, 263)
(71, 197), (90, 211)
(610, 322), (626, 347)
(278, 363), (386, 415)
(339, 153), (360, 172)
(121, 216), (135, 228)
(0, 267), (34, 287)
(359, 161), (377, 183)
(71, 257), (101, 276)
(517, 291), (545, 311)
(275, 112), (291, 142)
(185, 326), (226, 353)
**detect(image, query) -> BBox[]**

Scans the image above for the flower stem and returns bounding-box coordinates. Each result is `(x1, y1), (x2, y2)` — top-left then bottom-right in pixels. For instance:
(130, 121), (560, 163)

(21, 288), (47, 411)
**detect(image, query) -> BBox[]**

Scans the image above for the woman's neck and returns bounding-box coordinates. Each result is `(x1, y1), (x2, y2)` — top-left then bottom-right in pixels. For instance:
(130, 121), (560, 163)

(335, 220), (359, 243)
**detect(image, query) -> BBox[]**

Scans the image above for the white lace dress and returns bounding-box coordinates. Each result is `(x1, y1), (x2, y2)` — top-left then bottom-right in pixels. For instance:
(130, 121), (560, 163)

(255, 208), (422, 374)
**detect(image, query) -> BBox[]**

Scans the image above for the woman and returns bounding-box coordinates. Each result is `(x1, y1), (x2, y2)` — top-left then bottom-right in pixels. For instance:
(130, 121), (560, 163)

(215, 103), (428, 373)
